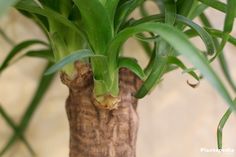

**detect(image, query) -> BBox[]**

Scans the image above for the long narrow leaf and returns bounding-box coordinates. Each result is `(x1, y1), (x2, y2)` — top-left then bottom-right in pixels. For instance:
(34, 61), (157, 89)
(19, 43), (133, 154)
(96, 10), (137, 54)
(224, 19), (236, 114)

(223, 0), (236, 33)
(115, 0), (144, 32)
(208, 0), (236, 62)
(139, 2), (149, 17)
(26, 49), (54, 62)
(0, 105), (35, 155)
(219, 53), (236, 91)
(167, 56), (200, 81)
(200, 13), (236, 92)
(188, 3), (208, 19)
(165, 1), (176, 25)
(38, 0), (72, 17)
(45, 49), (106, 75)
(136, 55), (167, 98)
(118, 57), (146, 80)
(209, 34), (229, 62)
(108, 22), (235, 111)
(0, 27), (15, 46)
(136, 34), (153, 57)
(205, 27), (236, 46)
(136, 39), (169, 98)
(217, 107), (233, 149)
(105, 0), (120, 22)
(0, 40), (48, 73)
(15, 0), (82, 34)
(131, 14), (215, 55)
(0, 62), (55, 156)
(19, 62), (55, 131)
(177, 15), (215, 55)
(198, 0), (227, 14)
(0, 135), (18, 156)
(72, 0), (112, 54)
(176, 0), (195, 17)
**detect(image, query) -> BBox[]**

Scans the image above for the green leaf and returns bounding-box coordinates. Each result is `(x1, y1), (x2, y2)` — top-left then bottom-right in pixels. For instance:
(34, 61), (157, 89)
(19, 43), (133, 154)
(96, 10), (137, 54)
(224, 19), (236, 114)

(39, 0), (73, 17)
(136, 39), (169, 98)
(20, 11), (50, 33)
(223, 0), (236, 33)
(26, 49), (55, 62)
(129, 13), (165, 26)
(198, 0), (228, 15)
(200, 0), (236, 23)
(144, 42), (157, 75)
(72, 0), (112, 54)
(0, 62), (55, 156)
(118, 57), (146, 80)
(155, 0), (165, 13)
(208, 0), (236, 62)
(199, 12), (211, 26)
(137, 39), (153, 57)
(20, 62), (55, 130)
(0, 135), (18, 156)
(136, 55), (167, 98)
(45, 49), (105, 75)
(165, 1), (176, 25)
(108, 22), (235, 111)
(0, 40), (48, 73)
(15, 0), (81, 34)
(217, 103), (234, 149)
(0, 0), (18, 16)
(115, 0), (144, 31)
(218, 53), (236, 91)
(50, 32), (69, 61)
(91, 57), (112, 96)
(177, 16), (215, 55)
(199, 13), (236, 92)
(176, 0), (195, 17)
(131, 14), (215, 55)
(135, 33), (159, 42)
(167, 56), (200, 81)
(0, 105), (35, 156)
(0, 27), (15, 46)
(188, 3), (208, 19)
(183, 28), (197, 38)
(205, 27), (236, 46)
(134, 33), (154, 58)
(209, 34), (229, 62)
(104, 0), (120, 22)
(139, 1), (149, 17)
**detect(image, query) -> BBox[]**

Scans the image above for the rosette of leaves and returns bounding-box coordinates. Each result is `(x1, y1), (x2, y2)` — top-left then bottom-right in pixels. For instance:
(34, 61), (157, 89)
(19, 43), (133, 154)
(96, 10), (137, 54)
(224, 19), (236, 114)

(0, 0), (236, 156)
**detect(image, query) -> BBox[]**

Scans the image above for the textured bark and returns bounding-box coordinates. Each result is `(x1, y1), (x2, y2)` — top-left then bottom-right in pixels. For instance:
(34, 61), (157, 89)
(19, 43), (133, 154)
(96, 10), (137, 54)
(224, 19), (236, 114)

(61, 62), (142, 157)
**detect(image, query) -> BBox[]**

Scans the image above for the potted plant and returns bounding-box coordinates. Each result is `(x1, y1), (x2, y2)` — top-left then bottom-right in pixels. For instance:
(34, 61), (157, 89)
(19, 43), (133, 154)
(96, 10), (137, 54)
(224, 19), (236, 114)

(0, 0), (236, 156)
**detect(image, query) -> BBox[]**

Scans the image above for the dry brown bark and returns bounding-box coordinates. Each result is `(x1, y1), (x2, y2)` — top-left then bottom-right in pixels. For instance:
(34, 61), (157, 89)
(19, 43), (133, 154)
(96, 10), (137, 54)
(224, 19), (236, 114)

(61, 62), (142, 157)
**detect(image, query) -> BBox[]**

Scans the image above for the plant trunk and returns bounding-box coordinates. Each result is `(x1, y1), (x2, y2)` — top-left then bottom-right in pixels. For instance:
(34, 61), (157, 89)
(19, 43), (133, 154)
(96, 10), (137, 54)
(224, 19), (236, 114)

(61, 62), (142, 157)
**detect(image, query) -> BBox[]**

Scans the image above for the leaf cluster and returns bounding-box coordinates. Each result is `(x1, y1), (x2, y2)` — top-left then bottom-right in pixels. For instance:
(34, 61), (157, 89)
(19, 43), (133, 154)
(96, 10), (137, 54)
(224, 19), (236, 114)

(0, 0), (236, 155)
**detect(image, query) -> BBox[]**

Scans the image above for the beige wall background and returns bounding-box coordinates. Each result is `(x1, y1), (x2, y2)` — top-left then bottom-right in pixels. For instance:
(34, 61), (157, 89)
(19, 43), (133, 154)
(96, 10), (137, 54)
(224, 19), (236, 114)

(1, 5), (236, 157)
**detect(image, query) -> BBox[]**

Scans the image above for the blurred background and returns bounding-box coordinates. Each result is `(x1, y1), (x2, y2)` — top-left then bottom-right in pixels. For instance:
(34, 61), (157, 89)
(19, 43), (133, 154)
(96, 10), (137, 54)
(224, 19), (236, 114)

(1, 3), (236, 157)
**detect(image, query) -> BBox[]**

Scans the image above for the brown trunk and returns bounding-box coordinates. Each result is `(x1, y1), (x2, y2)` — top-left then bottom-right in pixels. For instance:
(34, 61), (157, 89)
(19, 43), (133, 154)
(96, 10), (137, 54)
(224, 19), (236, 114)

(61, 62), (142, 157)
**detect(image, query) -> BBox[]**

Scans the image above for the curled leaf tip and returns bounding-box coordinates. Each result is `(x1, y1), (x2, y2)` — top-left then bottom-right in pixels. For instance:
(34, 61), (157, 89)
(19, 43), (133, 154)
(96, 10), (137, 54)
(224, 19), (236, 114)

(187, 80), (200, 88)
